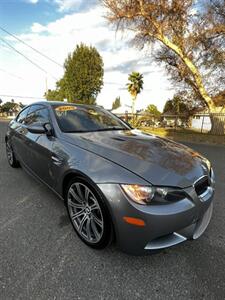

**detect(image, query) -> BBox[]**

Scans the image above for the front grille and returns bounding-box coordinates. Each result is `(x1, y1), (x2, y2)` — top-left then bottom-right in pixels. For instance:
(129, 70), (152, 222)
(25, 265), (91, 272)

(194, 176), (210, 196)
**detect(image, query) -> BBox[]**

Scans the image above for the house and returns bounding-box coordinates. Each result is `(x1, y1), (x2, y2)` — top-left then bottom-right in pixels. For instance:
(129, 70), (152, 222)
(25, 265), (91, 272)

(191, 108), (211, 132)
(0, 102), (24, 118)
(9, 103), (24, 117)
(161, 112), (189, 127)
(111, 105), (132, 115)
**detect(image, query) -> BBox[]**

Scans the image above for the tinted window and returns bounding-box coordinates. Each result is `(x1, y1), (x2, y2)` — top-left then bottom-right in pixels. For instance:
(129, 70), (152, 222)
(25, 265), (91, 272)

(53, 105), (129, 133)
(16, 107), (30, 124)
(27, 105), (44, 115)
(26, 108), (50, 126)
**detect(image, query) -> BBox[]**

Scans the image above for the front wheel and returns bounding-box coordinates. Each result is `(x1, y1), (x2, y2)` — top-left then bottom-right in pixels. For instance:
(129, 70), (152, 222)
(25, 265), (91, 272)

(6, 141), (20, 168)
(65, 177), (112, 249)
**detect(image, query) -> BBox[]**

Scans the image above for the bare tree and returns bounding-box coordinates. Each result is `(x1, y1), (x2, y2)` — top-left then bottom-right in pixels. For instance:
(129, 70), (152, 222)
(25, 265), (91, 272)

(102, 0), (225, 134)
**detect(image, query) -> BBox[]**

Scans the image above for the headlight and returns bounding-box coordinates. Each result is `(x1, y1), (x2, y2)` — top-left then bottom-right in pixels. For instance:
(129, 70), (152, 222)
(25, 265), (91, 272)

(121, 185), (155, 205)
(121, 184), (186, 205)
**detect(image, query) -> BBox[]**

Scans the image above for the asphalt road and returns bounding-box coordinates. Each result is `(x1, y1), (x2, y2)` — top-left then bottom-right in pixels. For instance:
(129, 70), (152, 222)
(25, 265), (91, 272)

(0, 119), (225, 300)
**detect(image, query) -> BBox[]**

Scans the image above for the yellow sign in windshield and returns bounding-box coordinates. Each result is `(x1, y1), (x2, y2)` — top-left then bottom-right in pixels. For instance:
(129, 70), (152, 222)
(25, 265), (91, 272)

(87, 109), (98, 116)
(55, 106), (77, 112)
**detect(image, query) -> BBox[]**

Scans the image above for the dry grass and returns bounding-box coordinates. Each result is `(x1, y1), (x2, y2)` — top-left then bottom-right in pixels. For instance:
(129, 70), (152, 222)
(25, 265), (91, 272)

(140, 127), (225, 145)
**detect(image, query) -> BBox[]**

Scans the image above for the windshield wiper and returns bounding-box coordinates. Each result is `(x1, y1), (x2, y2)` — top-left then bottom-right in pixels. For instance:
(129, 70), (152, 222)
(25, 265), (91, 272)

(64, 127), (129, 133)
(91, 127), (128, 132)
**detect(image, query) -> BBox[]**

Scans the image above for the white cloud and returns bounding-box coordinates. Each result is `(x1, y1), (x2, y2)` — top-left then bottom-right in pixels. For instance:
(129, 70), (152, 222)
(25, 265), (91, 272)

(31, 23), (47, 33)
(1, 5), (175, 111)
(26, 0), (39, 4)
(54, 0), (82, 12)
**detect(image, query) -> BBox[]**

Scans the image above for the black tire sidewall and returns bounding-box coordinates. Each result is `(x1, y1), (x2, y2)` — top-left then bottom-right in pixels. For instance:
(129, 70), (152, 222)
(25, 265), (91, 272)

(65, 176), (112, 249)
(6, 141), (19, 168)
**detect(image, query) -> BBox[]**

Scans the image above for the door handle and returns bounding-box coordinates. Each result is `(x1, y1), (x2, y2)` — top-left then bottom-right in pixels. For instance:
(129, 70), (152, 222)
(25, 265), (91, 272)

(51, 155), (63, 165)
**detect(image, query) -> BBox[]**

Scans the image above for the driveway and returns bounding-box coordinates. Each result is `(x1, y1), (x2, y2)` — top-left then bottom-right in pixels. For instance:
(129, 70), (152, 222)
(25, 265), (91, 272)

(0, 120), (225, 299)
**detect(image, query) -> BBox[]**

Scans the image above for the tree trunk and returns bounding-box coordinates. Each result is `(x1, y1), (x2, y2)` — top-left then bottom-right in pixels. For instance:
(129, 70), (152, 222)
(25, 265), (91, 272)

(131, 95), (136, 123)
(131, 96), (136, 114)
(158, 34), (225, 135)
(158, 35), (216, 111)
(209, 114), (225, 135)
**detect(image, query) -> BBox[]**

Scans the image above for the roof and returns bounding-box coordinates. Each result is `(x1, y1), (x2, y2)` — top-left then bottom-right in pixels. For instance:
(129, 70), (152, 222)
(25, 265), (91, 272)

(26, 101), (99, 107)
(28, 100), (67, 106)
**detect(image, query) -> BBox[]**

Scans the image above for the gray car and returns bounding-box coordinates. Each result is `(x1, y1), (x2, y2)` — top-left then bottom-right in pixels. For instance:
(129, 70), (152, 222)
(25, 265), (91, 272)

(5, 101), (215, 255)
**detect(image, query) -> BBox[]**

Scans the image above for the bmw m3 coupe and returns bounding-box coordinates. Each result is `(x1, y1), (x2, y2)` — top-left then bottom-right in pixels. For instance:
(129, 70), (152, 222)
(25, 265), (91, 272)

(5, 102), (215, 254)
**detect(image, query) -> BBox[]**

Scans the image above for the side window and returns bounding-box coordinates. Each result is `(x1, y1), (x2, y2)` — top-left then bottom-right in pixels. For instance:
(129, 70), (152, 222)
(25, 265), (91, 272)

(16, 107), (30, 124)
(26, 108), (50, 126)
(27, 105), (44, 115)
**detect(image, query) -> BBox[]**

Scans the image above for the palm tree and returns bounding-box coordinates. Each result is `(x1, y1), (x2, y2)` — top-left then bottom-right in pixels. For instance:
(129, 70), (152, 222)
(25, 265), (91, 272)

(127, 72), (144, 115)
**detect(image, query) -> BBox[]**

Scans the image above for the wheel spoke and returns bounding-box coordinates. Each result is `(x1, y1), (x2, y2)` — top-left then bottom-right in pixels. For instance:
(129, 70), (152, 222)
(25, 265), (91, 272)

(69, 187), (83, 203)
(86, 218), (92, 240)
(90, 202), (99, 212)
(90, 218), (100, 240)
(79, 214), (88, 233)
(92, 214), (103, 228)
(71, 209), (85, 221)
(84, 186), (90, 202)
(75, 183), (84, 200)
(68, 199), (84, 209)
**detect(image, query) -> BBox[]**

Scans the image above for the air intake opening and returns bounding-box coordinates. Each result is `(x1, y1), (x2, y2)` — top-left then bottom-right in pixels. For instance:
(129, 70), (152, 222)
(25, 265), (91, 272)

(194, 176), (210, 196)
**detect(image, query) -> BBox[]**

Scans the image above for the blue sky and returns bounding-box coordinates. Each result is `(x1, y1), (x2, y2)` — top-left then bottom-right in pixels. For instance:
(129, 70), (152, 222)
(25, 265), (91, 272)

(0, 0), (174, 111)
(0, 1), (59, 33)
(0, 0), (97, 33)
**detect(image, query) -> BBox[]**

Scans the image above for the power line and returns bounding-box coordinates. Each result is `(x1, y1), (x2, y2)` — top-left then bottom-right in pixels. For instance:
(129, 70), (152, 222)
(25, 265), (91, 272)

(0, 67), (24, 80)
(0, 37), (58, 80)
(0, 94), (46, 99)
(0, 37), (47, 74)
(0, 26), (64, 68)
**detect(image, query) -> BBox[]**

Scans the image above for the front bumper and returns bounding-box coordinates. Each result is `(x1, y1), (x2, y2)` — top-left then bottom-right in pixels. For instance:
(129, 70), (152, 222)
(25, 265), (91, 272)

(98, 176), (214, 255)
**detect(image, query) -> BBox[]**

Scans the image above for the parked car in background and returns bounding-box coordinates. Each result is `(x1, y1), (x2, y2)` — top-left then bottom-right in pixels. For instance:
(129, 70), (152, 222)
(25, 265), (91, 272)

(5, 102), (215, 254)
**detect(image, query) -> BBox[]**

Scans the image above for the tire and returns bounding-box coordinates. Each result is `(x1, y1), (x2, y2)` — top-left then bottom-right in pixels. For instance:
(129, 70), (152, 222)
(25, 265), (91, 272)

(6, 140), (20, 168)
(65, 176), (112, 249)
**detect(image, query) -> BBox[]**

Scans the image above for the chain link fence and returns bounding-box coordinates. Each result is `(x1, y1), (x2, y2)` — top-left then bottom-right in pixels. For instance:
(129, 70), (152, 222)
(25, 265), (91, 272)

(116, 112), (225, 135)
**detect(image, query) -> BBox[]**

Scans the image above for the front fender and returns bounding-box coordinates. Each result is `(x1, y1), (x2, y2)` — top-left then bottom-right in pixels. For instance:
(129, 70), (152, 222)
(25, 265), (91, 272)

(53, 140), (150, 196)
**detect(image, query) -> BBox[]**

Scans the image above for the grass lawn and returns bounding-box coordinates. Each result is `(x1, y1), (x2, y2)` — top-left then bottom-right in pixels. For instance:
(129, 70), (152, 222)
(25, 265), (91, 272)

(140, 127), (225, 145)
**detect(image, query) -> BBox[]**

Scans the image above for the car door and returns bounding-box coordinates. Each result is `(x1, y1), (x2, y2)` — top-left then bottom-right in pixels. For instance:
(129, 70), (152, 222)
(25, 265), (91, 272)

(24, 106), (56, 187)
(12, 106), (31, 166)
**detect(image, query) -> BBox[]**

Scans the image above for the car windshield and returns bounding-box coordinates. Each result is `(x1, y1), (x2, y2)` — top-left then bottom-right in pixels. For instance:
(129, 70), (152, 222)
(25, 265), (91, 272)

(53, 104), (130, 133)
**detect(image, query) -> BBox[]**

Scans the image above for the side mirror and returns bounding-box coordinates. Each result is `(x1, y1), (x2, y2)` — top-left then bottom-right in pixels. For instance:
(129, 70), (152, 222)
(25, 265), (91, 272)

(43, 123), (53, 137)
(27, 124), (46, 134)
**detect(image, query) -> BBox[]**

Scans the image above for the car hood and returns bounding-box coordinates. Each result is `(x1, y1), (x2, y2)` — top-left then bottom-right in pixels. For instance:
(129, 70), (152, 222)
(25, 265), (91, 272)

(63, 129), (209, 188)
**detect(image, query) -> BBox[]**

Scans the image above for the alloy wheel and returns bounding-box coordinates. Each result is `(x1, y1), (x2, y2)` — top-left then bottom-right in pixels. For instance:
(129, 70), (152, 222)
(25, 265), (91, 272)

(67, 182), (104, 243)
